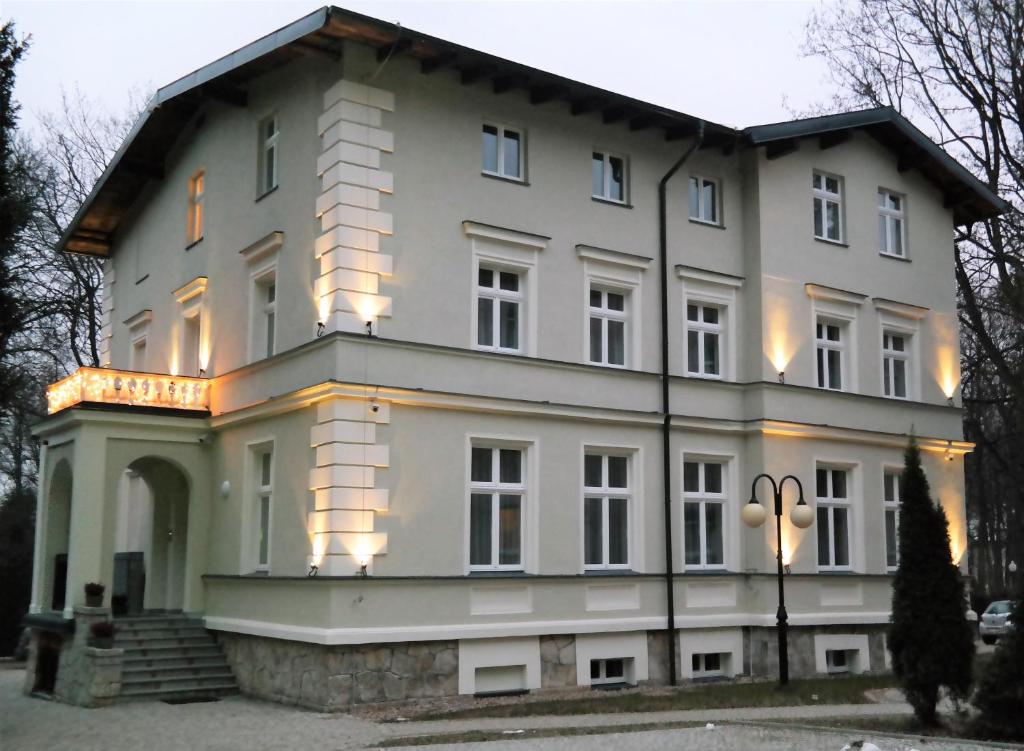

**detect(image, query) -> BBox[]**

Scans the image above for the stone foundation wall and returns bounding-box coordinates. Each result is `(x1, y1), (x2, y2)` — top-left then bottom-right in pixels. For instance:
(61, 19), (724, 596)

(539, 634), (576, 687)
(746, 624), (889, 679)
(217, 632), (458, 711)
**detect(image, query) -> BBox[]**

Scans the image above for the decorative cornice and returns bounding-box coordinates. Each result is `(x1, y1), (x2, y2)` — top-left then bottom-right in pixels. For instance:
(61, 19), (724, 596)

(122, 309), (153, 329)
(239, 231), (285, 265)
(676, 264), (745, 288)
(872, 297), (929, 320)
(173, 276), (208, 304)
(462, 220), (550, 249)
(576, 244), (652, 270)
(805, 282), (867, 306)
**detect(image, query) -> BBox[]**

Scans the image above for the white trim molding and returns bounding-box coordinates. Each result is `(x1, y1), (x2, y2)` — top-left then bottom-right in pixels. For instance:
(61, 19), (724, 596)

(805, 283), (867, 307)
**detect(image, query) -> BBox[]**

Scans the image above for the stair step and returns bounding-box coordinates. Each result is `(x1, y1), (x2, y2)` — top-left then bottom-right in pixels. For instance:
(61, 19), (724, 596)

(115, 627), (208, 640)
(123, 664), (231, 680)
(119, 683), (238, 701)
(122, 654), (228, 670)
(116, 635), (217, 649)
(122, 669), (235, 686)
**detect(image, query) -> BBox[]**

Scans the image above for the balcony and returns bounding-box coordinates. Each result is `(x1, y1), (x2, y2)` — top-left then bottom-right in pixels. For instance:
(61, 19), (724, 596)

(46, 367), (211, 414)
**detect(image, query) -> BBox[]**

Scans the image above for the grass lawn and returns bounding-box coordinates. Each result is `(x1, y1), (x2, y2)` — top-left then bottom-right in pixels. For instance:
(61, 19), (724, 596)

(379, 721), (707, 747)
(410, 675), (898, 721)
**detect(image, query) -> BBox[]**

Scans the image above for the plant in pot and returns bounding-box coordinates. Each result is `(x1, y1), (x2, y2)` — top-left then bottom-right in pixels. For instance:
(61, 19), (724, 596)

(84, 582), (105, 607)
(89, 621), (116, 649)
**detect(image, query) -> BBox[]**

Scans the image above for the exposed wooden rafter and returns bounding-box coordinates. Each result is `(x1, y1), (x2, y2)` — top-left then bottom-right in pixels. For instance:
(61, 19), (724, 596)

(569, 97), (604, 116)
(376, 37), (412, 63)
(421, 51), (456, 74)
(602, 107), (629, 125)
(765, 139), (798, 160)
(819, 130), (851, 150)
(529, 85), (562, 105)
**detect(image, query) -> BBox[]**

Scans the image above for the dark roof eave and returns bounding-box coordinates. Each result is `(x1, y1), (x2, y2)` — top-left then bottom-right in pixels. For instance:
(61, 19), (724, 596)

(742, 107), (1008, 224)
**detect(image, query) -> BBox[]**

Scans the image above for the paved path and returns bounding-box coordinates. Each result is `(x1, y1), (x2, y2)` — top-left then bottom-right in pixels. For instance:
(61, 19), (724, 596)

(0, 665), (1006, 751)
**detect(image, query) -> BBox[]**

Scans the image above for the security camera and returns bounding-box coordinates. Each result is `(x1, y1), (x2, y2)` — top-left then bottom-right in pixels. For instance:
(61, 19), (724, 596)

(198, 432), (215, 444)
(370, 403), (380, 413)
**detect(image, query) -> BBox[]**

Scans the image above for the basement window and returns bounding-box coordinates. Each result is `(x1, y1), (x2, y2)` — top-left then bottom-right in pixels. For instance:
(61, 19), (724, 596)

(590, 657), (632, 687)
(826, 648), (853, 674)
(692, 652), (728, 678)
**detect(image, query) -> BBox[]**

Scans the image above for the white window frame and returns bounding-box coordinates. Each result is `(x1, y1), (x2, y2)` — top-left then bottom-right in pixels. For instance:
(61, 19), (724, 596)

(691, 652), (726, 678)
(256, 450), (273, 572)
(878, 189), (906, 258)
(688, 174), (720, 225)
(467, 439), (533, 573)
(241, 437), (274, 574)
(582, 451), (632, 571)
(682, 456), (728, 571)
(883, 468), (901, 572)
(188, 170), (205, 245)
(124, 309), (152, 373)
(591, 150), (628, 204)
(589, 657), (630, 686)
(258, 114), (279, 196)
(679, 268), (742, 382)
(481, 122), (525, 181)
(685, 302), (723, 379)
(816, 464), (853, 572)
(873, 299), (925, 401)
(588, 285), (630, 368)
(173, 277), (208, 377)
(577, 246), (647, 370)
(476, 265), (524, 354)
(806, 285), (863, 393)
(812, 170), (844, 243)
(465, 222), (546, 359)
(882, 329), (911, 399)
(815, 317), (847, 391)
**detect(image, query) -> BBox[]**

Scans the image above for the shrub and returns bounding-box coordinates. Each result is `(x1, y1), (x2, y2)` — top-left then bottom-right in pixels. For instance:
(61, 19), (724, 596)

(83, 582), (105, 596)
(888, 439), (974, 725)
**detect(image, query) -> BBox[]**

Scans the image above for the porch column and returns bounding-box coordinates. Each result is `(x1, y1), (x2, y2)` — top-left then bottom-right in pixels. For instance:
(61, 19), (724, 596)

(28, 444), (48, 614)
(62, 427), (111, 617)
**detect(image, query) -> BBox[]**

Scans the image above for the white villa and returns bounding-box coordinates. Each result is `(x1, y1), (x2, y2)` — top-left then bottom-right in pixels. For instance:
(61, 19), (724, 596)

(23, 6), (1005, 708)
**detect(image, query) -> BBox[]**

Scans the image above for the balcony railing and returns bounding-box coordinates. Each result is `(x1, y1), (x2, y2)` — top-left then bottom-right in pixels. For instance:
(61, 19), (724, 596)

(47, 367), (211, 415)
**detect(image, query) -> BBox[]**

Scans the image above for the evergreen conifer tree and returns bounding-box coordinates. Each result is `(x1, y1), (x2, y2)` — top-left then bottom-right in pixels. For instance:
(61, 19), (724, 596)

(889, 439), (974, 725)
(972, 596), (1024, 739)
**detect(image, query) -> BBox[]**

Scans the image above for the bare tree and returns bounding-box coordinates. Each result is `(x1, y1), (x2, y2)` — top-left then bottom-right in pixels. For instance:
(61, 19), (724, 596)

(803, 0), (1024, 598)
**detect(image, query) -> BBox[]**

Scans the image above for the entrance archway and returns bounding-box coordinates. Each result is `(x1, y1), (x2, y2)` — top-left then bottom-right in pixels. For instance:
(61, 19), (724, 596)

(40, 459), (72, 613)
(113, 457), (191, 612)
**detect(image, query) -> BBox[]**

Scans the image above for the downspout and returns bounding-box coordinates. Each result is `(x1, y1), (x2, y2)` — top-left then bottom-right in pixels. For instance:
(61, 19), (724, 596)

(658, 121), (705, 686)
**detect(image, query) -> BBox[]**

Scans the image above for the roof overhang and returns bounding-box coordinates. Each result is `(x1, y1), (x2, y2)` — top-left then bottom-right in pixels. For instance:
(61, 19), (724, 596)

(742, 107), (1008, 226)
(61, 10), (1007, 255)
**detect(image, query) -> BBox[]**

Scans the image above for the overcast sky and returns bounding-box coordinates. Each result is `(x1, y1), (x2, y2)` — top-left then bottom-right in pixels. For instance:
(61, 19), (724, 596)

(5, 0), (839, 135)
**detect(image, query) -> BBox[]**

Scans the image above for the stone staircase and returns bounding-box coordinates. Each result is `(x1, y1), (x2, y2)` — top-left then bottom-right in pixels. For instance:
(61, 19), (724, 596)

(114, 613), (238, 702)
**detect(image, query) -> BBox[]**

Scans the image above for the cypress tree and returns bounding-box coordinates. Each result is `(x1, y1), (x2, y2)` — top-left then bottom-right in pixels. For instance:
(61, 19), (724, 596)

(888, 439), (974, 725)
(972, 596), (1024, 739)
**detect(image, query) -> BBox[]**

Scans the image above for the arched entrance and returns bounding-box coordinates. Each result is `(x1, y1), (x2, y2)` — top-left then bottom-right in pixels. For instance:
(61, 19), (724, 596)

(113, 457), (191, 613)
(40, 459), (72, 613)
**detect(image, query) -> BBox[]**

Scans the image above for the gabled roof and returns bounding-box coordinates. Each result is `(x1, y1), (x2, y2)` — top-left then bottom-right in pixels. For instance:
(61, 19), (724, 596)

(61, 7), (1007, 255)
(743, 108), (1008, 225)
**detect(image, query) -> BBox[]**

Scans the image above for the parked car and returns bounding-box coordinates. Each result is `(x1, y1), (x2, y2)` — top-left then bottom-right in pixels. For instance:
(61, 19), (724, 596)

(979, 600), (1017, 644)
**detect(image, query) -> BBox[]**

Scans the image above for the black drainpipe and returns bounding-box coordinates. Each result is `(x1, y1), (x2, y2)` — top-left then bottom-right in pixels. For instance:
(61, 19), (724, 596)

(658, 121), (705, 687)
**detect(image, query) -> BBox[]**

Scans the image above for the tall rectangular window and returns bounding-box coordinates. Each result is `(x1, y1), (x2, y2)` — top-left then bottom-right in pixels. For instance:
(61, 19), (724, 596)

(812, 171), (843, 242)
(816, 319), (845, 390)
(188, 171), (205, 245)
(182, 311), (202, 377)
(816, 466), (851, 570)
(482, 124), (523, 180)
(476, 266), (522, 353)
(883, 470), (900, 570)
(259, 115), (279, 195)
(688, 176), (719, 224)
(592, 151), (627, 203)
(130, 336), (147, 372)
(589, 287), (628, 367)
(683, 459), (726, 569)
(256, 450), (273, 571)
(470, 446), (524, 570)
(251, 271), (277, 361)
(878, 190), (905, 257)
(882, 331), (908, 399)
(686, 303), (721, 378)
(583, 453), (630, 569)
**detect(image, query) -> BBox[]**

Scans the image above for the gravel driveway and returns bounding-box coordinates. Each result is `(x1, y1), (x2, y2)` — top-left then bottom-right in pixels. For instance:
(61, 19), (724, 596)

(0, 664), (1007, 751)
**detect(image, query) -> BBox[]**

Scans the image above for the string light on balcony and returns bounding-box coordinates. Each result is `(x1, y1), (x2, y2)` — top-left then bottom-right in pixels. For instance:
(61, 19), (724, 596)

(47, 367), (211, 414)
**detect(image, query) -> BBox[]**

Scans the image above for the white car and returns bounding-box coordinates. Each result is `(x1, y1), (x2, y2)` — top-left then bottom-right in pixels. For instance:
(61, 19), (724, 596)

(979, 600), (1016, 644)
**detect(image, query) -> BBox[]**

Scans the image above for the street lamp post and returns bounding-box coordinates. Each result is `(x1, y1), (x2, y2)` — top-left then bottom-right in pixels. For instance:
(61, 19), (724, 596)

(742, 473), (815, 686)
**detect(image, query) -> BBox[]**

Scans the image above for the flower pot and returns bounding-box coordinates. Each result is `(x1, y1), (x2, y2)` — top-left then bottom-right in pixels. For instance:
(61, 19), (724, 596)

(85, 593), (103, 607)
(89, 636), (114, 649)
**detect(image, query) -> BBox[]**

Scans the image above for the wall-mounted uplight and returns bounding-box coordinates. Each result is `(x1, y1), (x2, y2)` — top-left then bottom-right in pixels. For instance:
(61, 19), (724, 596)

(198, 367), (207, 377)
(777, 371), (785, 384)
(945, 439), (955, 462)
(316, 320), (326, 337)
(365, 320), (373, 337)
(307, 563), (319, 577)
(358, 556), (370, 577)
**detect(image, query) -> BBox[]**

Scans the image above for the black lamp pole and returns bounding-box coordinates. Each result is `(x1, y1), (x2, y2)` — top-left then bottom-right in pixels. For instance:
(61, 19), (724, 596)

(746, 473), (809, 687)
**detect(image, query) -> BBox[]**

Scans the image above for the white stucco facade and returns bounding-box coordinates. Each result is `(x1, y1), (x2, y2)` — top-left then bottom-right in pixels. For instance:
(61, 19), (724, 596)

(31, 7), (996, 701)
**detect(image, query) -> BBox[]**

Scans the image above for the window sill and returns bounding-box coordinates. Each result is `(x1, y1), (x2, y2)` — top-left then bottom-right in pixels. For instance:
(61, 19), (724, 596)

(591, 196), (633, 209)
(185, 237), (204, 251)
(879, 252), (911, 263)
(687, 371), (724, 381)
(688, 218), (725, 230)
(468, 569), (527, 576)
(682, 568), (731, 575)
(255, 185), (279, 203)
(816, 569), (858, 575)
(474, 345), (526, 356)
(813, 236), (848, 248)
(481, 172), (529, 187)
(583, 568), (635, 575)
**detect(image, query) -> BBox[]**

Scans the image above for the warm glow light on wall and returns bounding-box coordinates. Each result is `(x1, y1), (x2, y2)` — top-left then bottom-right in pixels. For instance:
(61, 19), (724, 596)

(765, 302), (797, 375)
(47, 367), (210, 414)
(936, 344), (959, 399)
